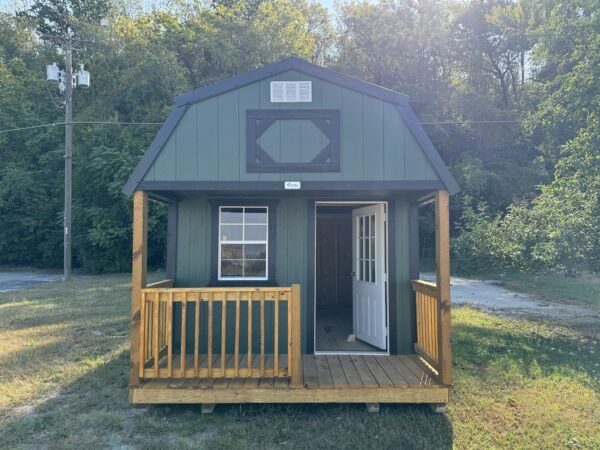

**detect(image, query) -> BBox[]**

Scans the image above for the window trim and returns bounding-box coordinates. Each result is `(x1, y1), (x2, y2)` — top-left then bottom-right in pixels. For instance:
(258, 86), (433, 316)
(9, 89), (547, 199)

(217, 205), (269, 281)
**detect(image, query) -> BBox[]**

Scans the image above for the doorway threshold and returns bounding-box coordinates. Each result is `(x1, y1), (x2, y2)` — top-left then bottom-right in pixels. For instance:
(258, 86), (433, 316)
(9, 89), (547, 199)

(314, 350), (390, 356)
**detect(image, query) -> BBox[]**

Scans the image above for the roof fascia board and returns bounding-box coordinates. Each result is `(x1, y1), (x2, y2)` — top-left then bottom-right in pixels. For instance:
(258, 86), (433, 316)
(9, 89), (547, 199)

(395, 104), (460, 195)
(121, 105), (188, 197)
(138, 180), (445, 191)
(174, 57), (409, 107)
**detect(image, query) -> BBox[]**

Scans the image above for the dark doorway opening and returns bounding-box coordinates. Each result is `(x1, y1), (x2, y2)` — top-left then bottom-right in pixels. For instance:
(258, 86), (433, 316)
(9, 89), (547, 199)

(315, 205), (379, 352)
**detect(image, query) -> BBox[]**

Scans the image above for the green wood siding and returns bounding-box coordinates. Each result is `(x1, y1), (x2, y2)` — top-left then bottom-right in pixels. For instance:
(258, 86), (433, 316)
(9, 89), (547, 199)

(143, 70), (438, 183)
(171, 195), (414, 355)
(391, 200), (415, 354)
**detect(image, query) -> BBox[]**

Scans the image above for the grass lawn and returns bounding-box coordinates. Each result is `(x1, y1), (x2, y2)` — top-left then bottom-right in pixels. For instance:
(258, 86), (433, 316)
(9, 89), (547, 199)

(0, 274), (598, 449)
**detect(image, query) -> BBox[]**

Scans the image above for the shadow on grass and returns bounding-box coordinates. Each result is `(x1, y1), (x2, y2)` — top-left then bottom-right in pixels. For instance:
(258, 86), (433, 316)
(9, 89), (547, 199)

(1, 350), (453, 449)
(453, 309), (599, 392)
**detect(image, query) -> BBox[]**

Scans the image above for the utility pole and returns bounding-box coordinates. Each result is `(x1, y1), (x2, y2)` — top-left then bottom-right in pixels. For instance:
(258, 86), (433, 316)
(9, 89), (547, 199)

(43, 33), (90, 280)
(64, 35), (73, 280)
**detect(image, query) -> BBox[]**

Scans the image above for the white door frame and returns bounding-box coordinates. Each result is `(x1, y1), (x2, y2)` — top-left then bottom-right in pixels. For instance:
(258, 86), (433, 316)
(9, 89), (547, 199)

(313, 201), (390, 355)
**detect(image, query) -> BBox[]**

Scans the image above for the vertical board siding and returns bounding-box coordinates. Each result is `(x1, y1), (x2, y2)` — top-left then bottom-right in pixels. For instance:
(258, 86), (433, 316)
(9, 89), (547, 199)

(175, 105), (197, 180)
(142, 70), (439, 184)
(363, 96), (384, 180)
(341, 88), (364, 180)
(196, 97), (219, 180)
(176, 198), (211, 286)
(218, 91), (239, 180)
(238, 84), (261, 181)
(392, 200), (414, 353)
(383, 102), (405, 180)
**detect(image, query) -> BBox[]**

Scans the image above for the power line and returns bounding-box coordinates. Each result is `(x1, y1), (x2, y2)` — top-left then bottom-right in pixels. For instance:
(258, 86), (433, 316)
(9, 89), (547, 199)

(420, 120), (521, 125)
(0, 119), (522, 135)
(0, 121), (163, 134)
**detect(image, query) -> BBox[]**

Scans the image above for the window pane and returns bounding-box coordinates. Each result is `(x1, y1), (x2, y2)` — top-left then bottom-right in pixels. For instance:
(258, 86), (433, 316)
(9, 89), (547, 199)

(359, 258), (363, 280)
(245, 208), (267, 224)
(371, 260), (375, 282)
(244, 244), (266, 259)
(220, 224), (243, 241)
(221, 207), (243, 224)
(370, 237), (375, 261)
(359, 216), (363, 237)
(370, 215), (375, 237)
(245, 260), (266, 277)
(221, 244), (243, 260)
(245, 224), (267, 241)
(221, 260), (243, 277)
(364, 215), (369, 236)
(365, 236), (369, 259)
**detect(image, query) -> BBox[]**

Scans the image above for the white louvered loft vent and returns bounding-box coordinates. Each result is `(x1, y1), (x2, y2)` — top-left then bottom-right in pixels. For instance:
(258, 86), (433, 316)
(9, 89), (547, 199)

(270, 81), (312, 102)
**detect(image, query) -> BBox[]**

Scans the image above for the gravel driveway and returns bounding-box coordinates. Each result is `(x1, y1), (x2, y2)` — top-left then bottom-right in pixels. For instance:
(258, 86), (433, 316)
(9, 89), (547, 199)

(0, 271), (62, 292)
(423, 273), (600, 336)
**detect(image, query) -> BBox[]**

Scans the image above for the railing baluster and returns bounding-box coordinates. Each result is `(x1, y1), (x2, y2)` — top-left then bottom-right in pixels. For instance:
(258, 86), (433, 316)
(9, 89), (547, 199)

(260, 292), (265, 377)
(234, 291), (240, 377)
(153, 293), (159, 377)
(287, 289), (292, 377)
(207, 293), (213, 377)
(221, 293), (227, 371)
(167, 292), (173, 378)
(180, 293), (187, 376)
(248, 291), (253, 374)
(139, 292), (146, 378)
(194, 297), (200, 377)
(274, 292), (279, 377)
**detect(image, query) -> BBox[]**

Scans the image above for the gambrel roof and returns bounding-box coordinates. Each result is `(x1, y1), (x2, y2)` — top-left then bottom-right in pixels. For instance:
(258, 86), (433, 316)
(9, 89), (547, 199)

(123, 57), (458, 196)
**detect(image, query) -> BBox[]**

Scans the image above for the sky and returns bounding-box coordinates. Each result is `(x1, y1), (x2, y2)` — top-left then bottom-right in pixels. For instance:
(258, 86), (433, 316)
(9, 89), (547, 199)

(0, 1), (338, 14)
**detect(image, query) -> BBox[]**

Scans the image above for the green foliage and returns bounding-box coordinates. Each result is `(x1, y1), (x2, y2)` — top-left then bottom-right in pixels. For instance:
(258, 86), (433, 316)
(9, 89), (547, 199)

(0, 0), (598, 275)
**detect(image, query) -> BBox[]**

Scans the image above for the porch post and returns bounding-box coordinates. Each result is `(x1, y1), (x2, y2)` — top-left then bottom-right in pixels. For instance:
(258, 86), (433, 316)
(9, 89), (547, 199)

(435, 190), (452, 386)
(130, 190), (148, 388)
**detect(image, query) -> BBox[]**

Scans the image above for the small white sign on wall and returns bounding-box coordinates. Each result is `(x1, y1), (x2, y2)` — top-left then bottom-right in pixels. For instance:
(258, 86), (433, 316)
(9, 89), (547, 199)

(284, 181), (301, 190)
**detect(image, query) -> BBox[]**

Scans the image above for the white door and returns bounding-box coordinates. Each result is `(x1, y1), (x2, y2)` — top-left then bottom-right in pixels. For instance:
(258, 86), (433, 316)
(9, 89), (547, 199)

(352, 204), (387, 350)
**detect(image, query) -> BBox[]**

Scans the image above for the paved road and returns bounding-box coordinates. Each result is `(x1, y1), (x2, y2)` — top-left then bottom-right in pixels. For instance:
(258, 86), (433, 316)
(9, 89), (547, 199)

(0, 271), (62, 292)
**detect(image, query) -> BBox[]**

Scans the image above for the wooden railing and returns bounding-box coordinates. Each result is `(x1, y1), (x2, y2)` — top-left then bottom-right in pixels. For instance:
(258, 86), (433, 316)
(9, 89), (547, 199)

(138, 284), (302, 387)
(411, 280), (440, 373)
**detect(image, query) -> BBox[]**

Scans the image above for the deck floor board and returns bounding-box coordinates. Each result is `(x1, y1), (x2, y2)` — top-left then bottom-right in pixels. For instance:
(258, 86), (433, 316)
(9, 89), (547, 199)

(133, 354), (449, 403)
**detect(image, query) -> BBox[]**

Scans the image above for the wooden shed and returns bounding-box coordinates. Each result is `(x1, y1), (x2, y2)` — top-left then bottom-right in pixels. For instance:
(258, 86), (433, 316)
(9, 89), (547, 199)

(122, 57), (458, 410)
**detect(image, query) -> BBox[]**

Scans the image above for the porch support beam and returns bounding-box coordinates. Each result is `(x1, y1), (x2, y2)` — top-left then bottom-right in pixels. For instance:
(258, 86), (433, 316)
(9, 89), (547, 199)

(435, 190), (452, 387)
(130, 190), (148, 389)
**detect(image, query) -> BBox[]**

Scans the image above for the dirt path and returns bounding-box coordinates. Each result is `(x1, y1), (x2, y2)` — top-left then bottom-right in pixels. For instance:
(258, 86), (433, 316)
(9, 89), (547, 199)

(422, 273), (600, 336)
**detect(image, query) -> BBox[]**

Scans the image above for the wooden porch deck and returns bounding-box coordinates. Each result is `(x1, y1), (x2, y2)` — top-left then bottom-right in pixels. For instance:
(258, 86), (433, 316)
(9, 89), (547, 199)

(130, 354), (450, 404)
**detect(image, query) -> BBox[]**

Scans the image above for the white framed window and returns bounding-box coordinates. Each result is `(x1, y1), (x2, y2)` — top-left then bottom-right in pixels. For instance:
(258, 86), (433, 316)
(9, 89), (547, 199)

(218, 206), (268, 280)
(270, 81), (312, 102)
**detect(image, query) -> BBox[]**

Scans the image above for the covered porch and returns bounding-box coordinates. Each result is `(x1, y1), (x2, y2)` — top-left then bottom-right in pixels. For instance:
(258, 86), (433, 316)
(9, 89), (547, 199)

(128, 189), (453, 408)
